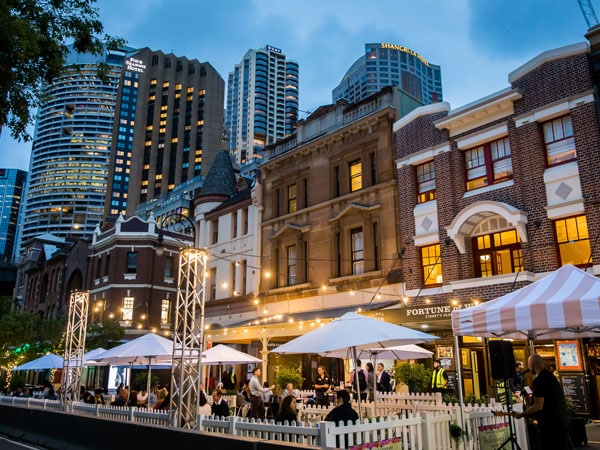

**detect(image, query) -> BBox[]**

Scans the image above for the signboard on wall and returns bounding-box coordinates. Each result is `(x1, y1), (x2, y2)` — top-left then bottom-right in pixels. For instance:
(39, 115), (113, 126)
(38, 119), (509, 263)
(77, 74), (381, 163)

(560, 373), (590, 414)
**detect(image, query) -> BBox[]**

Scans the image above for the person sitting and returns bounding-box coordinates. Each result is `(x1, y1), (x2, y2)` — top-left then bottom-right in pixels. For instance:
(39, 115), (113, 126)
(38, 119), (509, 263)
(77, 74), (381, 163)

(274, 394), (298, 424)
(282, 382), (299, 398)
(324, 389), (359, 424)
(236, 381), (252, 417)
(211, 389), (230, 417)
(46, 388), (58, 400)
(198, 391), (211, 416)
(82, 391), (96, 404)
(94, 388), (105, 405)
(155, 392), (170, 411)
(136, 388), (148, 407)
(153, 385), (168, 410)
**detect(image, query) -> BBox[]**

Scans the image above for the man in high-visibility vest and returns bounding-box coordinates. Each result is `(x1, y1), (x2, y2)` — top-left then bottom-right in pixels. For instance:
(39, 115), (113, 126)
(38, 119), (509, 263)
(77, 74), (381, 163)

(431, 359), (448, 393)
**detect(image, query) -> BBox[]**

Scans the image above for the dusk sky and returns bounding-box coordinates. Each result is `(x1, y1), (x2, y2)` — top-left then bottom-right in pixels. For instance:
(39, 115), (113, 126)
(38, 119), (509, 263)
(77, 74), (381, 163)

(0, 0), (589, 171)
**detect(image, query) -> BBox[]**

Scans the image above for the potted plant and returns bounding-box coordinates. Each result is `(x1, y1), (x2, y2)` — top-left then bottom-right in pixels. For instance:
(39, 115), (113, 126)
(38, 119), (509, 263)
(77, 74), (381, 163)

(393, 362), (431, 393)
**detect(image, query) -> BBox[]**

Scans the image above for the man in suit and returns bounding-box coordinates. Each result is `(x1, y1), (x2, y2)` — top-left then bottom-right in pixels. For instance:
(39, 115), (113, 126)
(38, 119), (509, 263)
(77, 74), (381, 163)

(376, 362), (392, 393)
(211, 389), (230, 417)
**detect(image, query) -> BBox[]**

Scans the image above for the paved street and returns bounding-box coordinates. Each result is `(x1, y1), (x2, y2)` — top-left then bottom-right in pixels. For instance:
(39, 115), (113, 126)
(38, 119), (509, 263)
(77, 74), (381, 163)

(0, 436), (44, 450)
(577, 421), (600, 450)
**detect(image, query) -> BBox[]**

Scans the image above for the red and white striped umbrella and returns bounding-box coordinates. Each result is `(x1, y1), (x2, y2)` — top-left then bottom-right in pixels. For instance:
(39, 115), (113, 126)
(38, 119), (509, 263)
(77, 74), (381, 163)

(451, 264), (600, 340)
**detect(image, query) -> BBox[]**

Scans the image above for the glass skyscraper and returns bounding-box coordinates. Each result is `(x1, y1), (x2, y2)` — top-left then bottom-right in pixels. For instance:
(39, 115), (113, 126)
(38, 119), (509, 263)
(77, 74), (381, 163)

(0, 168), (26, 262)
(20, 46), (127, 249)
(333, 43), (443, 105)
(226, 45), (299, 166)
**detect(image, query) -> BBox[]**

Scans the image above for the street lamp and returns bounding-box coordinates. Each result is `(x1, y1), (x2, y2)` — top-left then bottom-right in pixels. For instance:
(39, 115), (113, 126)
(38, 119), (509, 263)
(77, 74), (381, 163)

(158, 213), (208, 430)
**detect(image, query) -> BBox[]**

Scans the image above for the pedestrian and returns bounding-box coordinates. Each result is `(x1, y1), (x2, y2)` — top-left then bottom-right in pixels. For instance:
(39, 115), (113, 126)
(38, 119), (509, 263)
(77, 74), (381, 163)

(314, 365), (331, 406)
(431, 359), (448, 393)
(198, 391), (212, 416)
(282, 382), (299, 398)
(248, 366), (274, 420)
(512, 354), (573, 450)
(376, 362), (391, 393)
(365, 362), (375, 401)
(351, 359), (368, 401)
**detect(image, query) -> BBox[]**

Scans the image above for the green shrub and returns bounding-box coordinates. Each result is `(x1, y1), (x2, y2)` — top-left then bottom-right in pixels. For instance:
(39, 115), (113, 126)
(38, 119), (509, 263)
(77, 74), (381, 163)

(274, 367), (303, 391)
(393, 362), (431, 393)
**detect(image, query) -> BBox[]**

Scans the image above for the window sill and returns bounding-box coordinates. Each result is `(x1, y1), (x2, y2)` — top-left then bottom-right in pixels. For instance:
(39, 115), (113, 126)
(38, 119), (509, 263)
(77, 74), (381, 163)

(124, 273), (137, 281)
(463, 179), (513, 198)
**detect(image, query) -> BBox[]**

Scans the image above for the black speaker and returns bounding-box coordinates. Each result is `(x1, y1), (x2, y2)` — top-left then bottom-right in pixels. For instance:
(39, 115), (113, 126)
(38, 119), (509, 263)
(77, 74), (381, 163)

(489, 340), (517, 379)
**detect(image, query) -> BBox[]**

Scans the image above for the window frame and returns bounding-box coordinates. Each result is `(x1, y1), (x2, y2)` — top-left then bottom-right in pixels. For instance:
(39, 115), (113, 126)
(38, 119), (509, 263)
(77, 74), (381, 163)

(122, 296), (134, 321)
(287, 244), (297, 286)
(416, 160), (436, 203)
(350, 227), (364, 275)
(349, 159), (363, 192)
(543, 115), (576, 167)
(472, 229), (523, 277)
(464, 137), (512, 191)
(554, 215), (592, 267)
(126, 252), (138, 274)
(287, 183), (297, 213)
(420, 244), (442, 286)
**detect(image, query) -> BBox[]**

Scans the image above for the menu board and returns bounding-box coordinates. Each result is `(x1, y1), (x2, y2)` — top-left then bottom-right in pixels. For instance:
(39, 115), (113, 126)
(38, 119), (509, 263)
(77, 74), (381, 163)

(560, 373), (590, 414)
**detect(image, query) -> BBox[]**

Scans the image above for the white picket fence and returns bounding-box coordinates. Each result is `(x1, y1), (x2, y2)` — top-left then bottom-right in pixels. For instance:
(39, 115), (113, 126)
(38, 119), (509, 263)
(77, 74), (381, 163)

(0, 394), (528, 449)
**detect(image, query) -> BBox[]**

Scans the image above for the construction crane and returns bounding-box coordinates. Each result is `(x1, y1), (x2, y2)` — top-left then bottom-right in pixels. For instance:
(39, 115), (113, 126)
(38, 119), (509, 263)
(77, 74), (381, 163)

(579, 0), (599, 28)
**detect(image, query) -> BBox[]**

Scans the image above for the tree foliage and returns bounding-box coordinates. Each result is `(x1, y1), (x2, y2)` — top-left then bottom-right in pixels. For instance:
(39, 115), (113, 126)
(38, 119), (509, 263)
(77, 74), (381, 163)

(0, 0), (123, 140)
(393, 362), (432, 393)
(86, 319), (124, 350)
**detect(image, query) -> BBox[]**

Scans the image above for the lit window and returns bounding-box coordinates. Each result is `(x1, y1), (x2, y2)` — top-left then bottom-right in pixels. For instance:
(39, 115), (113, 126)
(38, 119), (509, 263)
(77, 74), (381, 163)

(416, 161), (436, 203)
(555, 215), (591, 267)
(350, 160), (362, 192)
(122, 296), (134, 321)
(160, 299), (171, 324)
(288, 184), (297, 213)
(351, 228), (364, 275)
(287, 245), (297, 285)
(543, 115), (576, 166)
(420, 244), (442, 286)
(473, 229), (522, 277)
(465, 137), (512, 191)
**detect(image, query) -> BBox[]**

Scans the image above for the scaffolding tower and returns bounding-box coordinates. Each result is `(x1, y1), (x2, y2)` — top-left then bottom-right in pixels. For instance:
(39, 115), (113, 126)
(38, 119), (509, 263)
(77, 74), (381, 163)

(61, 290), (89, 403)
(169, 247), (208, 429)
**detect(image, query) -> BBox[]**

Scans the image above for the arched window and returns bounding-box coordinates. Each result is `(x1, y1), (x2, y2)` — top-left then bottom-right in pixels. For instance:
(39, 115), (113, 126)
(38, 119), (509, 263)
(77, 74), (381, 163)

(471, 217), (523, 277)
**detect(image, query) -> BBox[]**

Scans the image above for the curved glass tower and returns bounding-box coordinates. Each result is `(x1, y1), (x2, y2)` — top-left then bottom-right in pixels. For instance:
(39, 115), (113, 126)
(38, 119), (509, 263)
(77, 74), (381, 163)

(333, 43), (442, 105)
(20, 46), (127, 246)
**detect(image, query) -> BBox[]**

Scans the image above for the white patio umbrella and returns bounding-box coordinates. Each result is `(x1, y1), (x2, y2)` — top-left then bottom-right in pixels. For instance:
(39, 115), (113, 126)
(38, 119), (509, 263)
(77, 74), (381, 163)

(202, 344), (262, 386)
(325, 344), (433, 360)
(94, 333), (175, 396)
(272, 312), (439, 416)
(12, 353), (64, 371)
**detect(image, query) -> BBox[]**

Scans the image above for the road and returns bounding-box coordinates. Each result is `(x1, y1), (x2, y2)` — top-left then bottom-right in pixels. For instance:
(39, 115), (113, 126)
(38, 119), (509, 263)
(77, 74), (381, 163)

(0, 436), (45, 450)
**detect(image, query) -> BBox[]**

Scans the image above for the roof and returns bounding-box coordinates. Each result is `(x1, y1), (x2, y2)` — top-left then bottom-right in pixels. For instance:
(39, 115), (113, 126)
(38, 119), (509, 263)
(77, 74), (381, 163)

(200, 150), (237, 197)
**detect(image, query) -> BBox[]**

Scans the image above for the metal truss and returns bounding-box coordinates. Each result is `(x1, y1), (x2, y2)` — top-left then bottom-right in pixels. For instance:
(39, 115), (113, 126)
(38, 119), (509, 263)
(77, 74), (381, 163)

(61, 291), (89, 404)
(169, 247), (207, 429)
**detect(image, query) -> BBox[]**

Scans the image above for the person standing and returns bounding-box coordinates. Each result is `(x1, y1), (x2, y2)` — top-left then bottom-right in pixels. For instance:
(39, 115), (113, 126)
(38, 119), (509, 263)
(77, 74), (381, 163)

(351, 359), (368, 401)
(512, 354), (573, 450)
(248, 367), (274, 419)
(314, 365), (331, 406)
(431, 359), (448, 393)
(376, 362), (391, 393)
(365, 362), (375, 401)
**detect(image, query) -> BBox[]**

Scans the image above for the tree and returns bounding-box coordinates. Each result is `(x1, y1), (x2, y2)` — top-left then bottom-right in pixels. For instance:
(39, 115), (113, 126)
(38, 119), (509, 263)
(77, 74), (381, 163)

(86, 319), (124, 350)
(0, 0), (124, 140)
(393, 362), (431, 393)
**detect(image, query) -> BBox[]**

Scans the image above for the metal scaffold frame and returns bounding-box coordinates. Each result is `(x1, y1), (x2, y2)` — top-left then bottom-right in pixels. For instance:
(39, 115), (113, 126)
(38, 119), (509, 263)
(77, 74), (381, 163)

(61, 290), (89, 403)
(169, 247), (207, 429)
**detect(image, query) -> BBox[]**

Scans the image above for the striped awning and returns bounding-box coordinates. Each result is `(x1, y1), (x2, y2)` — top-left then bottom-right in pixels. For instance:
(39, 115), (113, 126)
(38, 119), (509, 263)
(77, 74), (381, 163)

(451, 264), (600, 340)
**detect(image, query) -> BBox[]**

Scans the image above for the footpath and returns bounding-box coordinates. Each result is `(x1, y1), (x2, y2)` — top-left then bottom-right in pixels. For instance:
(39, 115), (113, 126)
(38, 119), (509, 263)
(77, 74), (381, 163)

(576, 421), (600, 449)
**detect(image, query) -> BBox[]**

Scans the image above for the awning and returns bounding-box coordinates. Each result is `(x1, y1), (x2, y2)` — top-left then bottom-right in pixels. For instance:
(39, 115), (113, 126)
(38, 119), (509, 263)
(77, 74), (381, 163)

(451, 264), (600, 340)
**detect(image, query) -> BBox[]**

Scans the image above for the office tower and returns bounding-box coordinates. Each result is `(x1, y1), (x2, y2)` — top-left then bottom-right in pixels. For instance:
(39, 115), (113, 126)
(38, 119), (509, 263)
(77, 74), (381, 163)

(333, 43), (443, 105)
(104, 48), (225, 220)
(0, 168), (26, 262)
(20, 46), (127, 249)
(226, 45), (299, 166)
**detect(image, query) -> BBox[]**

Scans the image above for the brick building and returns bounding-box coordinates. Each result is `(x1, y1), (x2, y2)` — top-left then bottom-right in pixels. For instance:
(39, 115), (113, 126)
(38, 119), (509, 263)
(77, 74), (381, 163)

(88, 215), (193, 336)
(393, 40), (600, 403)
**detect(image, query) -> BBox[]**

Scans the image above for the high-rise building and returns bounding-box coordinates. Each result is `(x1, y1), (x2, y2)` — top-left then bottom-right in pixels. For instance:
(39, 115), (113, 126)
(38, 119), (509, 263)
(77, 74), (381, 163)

(104, 48), (225, 220)
(333, 43), (443, 105)
(0, 168), (26, 263)
(226, 45), (299, 166)
(20, 46), (128, 251)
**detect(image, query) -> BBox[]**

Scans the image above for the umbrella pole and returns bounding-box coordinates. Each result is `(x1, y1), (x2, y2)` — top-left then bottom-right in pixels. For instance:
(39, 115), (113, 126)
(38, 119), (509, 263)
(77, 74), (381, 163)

(453, 335), (467, 450)
(128, 362), (133, 405)
(147, 356), (152, 400)
(352, 346), (362, 420)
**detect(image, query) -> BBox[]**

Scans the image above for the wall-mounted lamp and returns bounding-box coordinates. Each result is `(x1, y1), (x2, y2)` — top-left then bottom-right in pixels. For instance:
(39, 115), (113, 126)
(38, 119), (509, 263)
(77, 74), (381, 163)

(533, 218), (542, 229)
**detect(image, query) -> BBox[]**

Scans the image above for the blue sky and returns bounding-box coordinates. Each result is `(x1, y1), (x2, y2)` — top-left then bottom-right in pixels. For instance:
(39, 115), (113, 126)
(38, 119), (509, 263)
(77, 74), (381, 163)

(0, 0), (588, 171)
